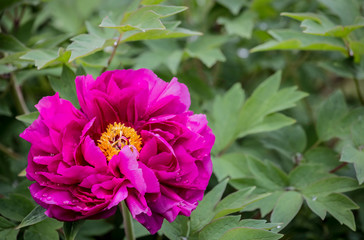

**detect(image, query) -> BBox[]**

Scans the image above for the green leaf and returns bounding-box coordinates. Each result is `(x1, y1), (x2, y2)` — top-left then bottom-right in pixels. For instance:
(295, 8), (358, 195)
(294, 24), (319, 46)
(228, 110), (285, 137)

(16, 111), (40, 125)
(0, 194), (35, 221)
(218, 11), (256, 39)
(219, 227), (283, 240)
(190, 179), (229, 233)
(24, 218), (62, 240)
(213, 188), (270, 219)
(0, 229), (19, 240)
(63, 220), (85, 240)
(20, 49), (71, 69)
(186, 35), (227, 67)
(304, 147), (340, 171)
(48, 65), (79, 108)
(0, 216), (16, 230)
(289, 164), (331, 189)
(213, 153), (251, 181)
(248, 157), (288, 191)
(122, 27), (201, 42)
(216, 0), (249, 15)
(67, 34), (112, 62)
(237, 71), (307, 138)
(141, 0), (165, 5)
(305, 193), (359, 230)
(210, 83), (245, 154)
(251, 29), (347, 54)
(160, 215), (188, 240)
(260, 125), (307, 161)
(0, 34), (28, 52)
(271, 191), (303, 231)
(316, 90), (349, 141)
(17, 206), (47, 229)
(302, 176), (359, 197)
(318, 0), (360, 25)
(243, 191), (283, 217)
(340, 145), (364, 184)
(77, 219), (113, 238)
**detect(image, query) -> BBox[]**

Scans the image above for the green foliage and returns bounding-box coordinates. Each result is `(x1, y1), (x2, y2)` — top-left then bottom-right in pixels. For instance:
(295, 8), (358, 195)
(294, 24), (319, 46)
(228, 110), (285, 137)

(2, 0), (364, 239)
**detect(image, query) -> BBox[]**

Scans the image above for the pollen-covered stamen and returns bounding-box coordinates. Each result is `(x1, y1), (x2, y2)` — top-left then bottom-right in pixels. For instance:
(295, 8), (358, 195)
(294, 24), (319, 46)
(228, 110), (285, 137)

(97, 122), (142, 161)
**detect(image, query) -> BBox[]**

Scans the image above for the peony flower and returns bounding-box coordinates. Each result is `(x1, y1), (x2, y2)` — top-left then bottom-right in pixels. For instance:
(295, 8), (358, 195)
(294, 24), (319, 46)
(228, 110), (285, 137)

(20, 69), (214, 234)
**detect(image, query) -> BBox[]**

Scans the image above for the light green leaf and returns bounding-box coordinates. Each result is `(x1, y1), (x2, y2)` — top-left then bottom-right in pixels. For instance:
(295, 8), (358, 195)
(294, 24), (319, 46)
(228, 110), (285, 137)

(318, 0), (359, 25)
(190, 179), (228, 233)
(216, 0), (249, 15)
(305, 193), (359, 231)
(302, 176), (359, 197)
(218, 11), (256, 39)
(0, 34), (28, 52)
(304, 147), (341, 171)
(316, 90), (349, 141)
(122, 27), (202, 42)
(16, 112), (40, 125)
(20, 48), (71, 69)
(243, 191), (283, 217)
(17, 206), (47, 229)
(160, 215), (188, 240)
(67, 34), (113, 62)
(213, 153), (251, 181)
(251, 29), (347, 54)
(271, 191), (303, 231)
(48, 65), (79, 108)
(141, 0), (165, 5)
(186, 35), (227, 67)
(219, 227), (283, 240)
(214, 189), (271, 219)
(340, 145), (364, 184)
(210, 83), (245, 154)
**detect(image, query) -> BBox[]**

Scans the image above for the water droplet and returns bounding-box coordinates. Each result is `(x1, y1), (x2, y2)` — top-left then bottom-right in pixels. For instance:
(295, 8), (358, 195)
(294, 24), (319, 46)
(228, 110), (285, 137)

(63, 200), (71, 205)
(42, 193), (48, 197)
(312, 196), (317, 201)
(176, 177), (182, 182)
(50, 153), (55, 156)
(72, 199), (79, 203)
(46, 196), (52, 201)
(277, 225), (282, 229)
(184, 180), (189, 184)
(56, 183), (61, 186)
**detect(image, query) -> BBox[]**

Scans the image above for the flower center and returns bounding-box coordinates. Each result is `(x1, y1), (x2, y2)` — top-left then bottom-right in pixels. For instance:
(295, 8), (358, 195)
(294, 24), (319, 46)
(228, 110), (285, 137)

(97, 122), (142, 161)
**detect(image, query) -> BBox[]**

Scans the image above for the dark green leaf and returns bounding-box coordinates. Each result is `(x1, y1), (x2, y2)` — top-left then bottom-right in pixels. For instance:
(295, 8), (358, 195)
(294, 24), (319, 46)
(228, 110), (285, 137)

(340, 145), (364, 184)
(17, 206), (47, 229)
(219, 227), (283, 240)
(0, 34), (28, 52)
(160, 215), (188, 240)
(0, 194), (35, 221)
(63, 220), (85, 240)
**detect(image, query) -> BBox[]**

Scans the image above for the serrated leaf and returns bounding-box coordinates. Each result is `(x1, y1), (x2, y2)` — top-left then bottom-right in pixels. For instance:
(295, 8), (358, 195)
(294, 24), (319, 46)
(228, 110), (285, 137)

(305, 193), (359, 231)
(237, 71), (307, 138)
(316, 90), (349, 141)
(340, 145), (364, 184)
(251, 29), (347, 54)
(271, 191), (303, 231)
(218, 11), (256, 39)
(220, 227), (283, 240)
(48, 65), (79, 108)
(17, 206), (47, 229)
(186, 35), (227, 67)
(210, 83), (245, 154)
(302, 176), (359, 197)
(190, 179), (229, 233)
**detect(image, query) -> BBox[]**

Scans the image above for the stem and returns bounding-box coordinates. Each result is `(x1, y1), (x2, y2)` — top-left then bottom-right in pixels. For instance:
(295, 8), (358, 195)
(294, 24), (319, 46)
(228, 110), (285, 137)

(0, 143), (20, 160)
(329, 162), (348, 173)
(10, 72), (29, 115)
(100, 32), (123, 74)
(353, 75), (364, 105)
(120, 201), (135, 240)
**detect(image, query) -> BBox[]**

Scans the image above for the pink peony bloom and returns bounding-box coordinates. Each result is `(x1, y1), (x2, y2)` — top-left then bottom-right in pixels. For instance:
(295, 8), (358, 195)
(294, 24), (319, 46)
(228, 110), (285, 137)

(20, 69), (214, 234)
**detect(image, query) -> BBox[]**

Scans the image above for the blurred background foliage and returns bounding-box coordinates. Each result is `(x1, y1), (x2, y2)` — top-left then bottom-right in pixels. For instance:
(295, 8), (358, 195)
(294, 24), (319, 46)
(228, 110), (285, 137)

(1, 0), (364, 239)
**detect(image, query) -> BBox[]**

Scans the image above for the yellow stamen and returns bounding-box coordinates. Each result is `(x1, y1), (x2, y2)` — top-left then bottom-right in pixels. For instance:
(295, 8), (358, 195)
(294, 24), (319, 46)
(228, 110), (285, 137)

(97, 122), (142, 161)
